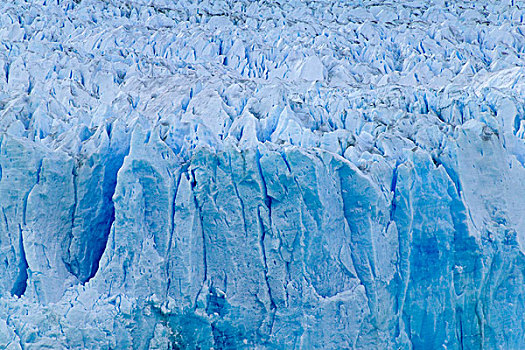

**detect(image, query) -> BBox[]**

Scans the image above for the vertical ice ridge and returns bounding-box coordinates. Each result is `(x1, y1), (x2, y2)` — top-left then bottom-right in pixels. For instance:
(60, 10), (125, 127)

(254, 148), (272, 227)
(337, 160), (380, 324)
(10, 224), (27, 297)
(227, 153), (248, 236)
(257, 205), (277, 313)
(84, 150), (129, 283)
(21, 158), (42, 227)
(11, 153), (42, 299)
(390, 162), (413, 343)
(254, 148), (278, 313)
(389, 161), (399, 221)
(165, 168), (182, 296)
(65, 164), (78, 278)
(189, 168), (208, 310)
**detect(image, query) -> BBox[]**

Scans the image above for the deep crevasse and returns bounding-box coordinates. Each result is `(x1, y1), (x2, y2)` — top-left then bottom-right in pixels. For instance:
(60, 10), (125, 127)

(0, 0), (524, 349)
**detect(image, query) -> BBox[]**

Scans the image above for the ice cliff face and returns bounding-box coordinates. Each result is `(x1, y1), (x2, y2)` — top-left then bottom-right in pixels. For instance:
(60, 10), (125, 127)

(0, 0), (524, 348)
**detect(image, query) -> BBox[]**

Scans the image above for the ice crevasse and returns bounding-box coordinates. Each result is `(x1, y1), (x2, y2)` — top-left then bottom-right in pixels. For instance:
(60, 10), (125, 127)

(0, 0), (524, 349)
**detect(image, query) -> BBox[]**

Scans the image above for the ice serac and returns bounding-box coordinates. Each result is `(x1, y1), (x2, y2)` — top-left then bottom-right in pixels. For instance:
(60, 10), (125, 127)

(95, 124), (178, 299)
(0, 0), (524, 349)
(64, 122), (129, 284)
(0, 134), (39, 298)
(392, 151), (483, 349)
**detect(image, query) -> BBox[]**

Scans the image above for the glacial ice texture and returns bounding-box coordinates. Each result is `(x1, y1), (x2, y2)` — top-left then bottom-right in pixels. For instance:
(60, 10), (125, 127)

(0, 0), (524, 349)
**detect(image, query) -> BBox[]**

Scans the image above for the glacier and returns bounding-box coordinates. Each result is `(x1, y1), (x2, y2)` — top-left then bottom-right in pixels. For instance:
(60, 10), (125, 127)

(0, 0), (524, 348)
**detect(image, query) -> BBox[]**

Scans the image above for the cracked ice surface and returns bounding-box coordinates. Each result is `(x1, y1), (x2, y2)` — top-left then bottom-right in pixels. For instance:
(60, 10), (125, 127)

(0, 0), (524, 348)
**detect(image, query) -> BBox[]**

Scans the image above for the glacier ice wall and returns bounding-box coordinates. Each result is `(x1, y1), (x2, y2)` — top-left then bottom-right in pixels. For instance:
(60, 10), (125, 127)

(0, 0), (524, 349)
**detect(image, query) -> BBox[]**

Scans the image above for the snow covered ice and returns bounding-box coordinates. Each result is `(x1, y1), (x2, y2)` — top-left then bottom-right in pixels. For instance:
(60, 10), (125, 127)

(0, 0), (524, 348)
